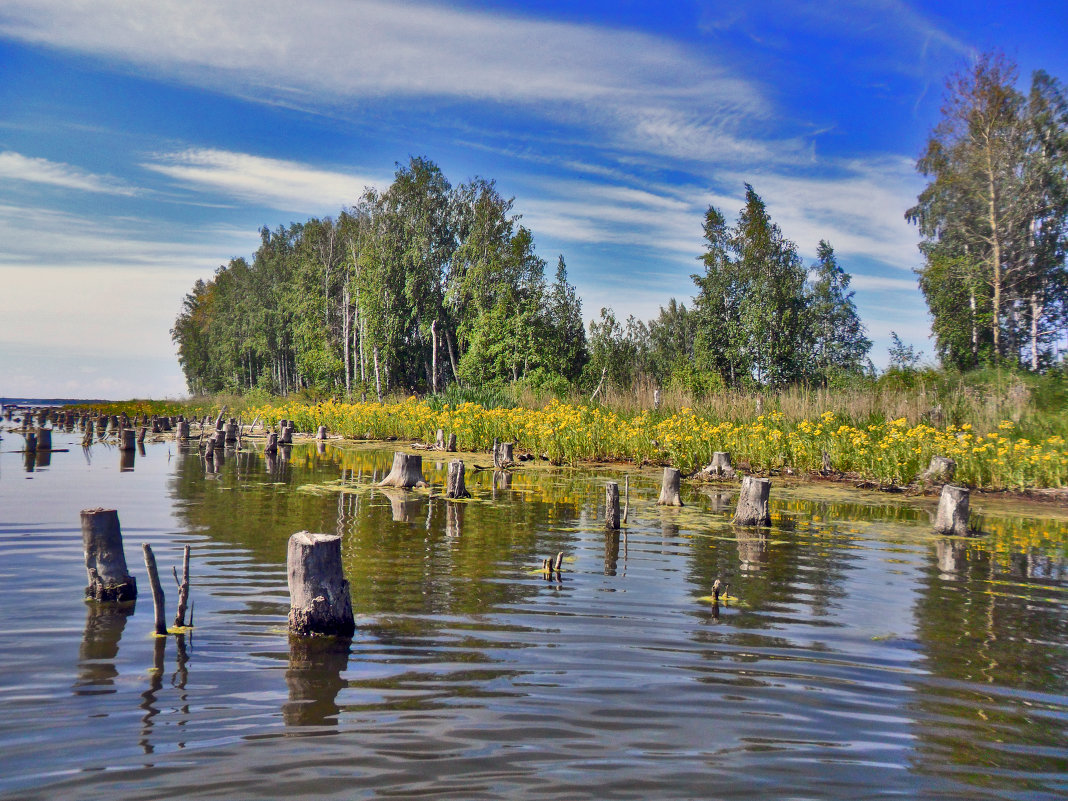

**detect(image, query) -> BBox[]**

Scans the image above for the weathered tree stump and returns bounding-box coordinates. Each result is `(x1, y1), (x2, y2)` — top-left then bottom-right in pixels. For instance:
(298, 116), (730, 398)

(82, 419), (95, 446)
(287, 532), (355, 637)
(281, 424), (293, 445)
(137, 426), (148, 444)
(142, 543), (167, 636)
(317, 425), (328, 441)
(434, 429), (445, 450)
(377, 452), (427, 488)
(119, 428), (136, 451)
(225, 422), (239, 443)
(657, 467), (684, 506)
(36, 427), (52, 451)
(265, 432), (278, 456)
(703, 451), (735, 478)
(446, 459), (470, 498)
(446, 432), (457, 452)
(176, 420), (190, 441)
(821, 450), (832, 474)
(82, 508), (137, 602)
(605, 481), (620, 529)
(922, 456), (956, 484)
(499, 442), (515, 465)
(933, 484), (971, 536)
(733, 476), (771, 526)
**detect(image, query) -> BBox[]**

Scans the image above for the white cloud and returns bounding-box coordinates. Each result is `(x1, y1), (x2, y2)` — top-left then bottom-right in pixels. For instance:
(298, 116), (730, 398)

(142, 148), (384, 213)
(0, 150), (136, 194)
(0, 0), (782, 167)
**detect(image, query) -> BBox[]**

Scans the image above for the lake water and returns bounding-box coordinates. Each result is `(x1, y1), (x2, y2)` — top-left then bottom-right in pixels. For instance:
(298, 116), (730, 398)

(1, 425), (1067, 800)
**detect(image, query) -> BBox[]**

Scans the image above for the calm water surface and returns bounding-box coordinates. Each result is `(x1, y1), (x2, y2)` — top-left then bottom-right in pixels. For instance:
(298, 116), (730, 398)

(1, 426), (1067, 799)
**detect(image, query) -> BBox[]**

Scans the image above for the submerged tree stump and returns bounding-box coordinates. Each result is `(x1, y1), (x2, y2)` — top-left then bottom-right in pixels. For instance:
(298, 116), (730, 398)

(446, 432), (457, 452)
(377, 452), (427, 488)
(933, 484), (971, 536)
(733, 476), (771, 526)
(446, 460), (470, 499)
(224, 422), (239, 443)
(137, 426), (148, 444)
(434, 429), (445, 450)
(81, 508), (137, 602)
(25, 432), (38, 454)
(605, 481), (620, 529)
(317, 425), (328, 441)
(119, 428), (136, 451)
(281, 424), (293, 445)
(176, 420), (190, 441)
(287, 532), (355, 637)
(922, 456), (956, 484)
(657, 467), (684, 506)
(265, 432), (278, 456)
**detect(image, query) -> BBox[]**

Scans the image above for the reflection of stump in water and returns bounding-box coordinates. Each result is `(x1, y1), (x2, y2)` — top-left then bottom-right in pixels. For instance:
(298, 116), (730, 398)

(380, 487), (421, 523)
(661, 516), (679, 549)
(119, 448), (135, 472)
(74, 602), (133, 693)
(493, 470), (512, 491)
(445, 501), (464, 538)
(702, 490), (733, 514)
(936, 538), (969, 575)
(605, 529), (620, 576)
(283, 635), (350, 728)
(736, 529), (768, 571)
(35, 449), (52, 469)
(23, 450), (36, 472)
(139, 635), (166, 754)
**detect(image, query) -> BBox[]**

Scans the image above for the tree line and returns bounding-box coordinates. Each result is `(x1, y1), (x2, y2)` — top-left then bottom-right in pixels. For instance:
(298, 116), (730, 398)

(908, 52), (1068, 371)
(172, 159), (874, 398)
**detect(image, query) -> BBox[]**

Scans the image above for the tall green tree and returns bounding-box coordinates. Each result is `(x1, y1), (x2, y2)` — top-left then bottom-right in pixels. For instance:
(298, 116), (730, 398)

(907, 52), (1068, 368)
(808, 240), (872, 381)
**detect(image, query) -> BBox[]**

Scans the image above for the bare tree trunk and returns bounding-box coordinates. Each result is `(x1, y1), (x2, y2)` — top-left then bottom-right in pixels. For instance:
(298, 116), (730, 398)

(430, 320), (438, 394)
(445, 328), (461, 386)
(342, 283), (351, 394)
(970, 287), (979, 366)
(986, 149), (1003, 361)
(373, 345), (382, 402)
(1030, 292), (1044, 371)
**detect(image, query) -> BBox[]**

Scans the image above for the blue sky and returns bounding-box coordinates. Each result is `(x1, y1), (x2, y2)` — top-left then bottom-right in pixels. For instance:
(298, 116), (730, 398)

(1, 0), (1066, 398)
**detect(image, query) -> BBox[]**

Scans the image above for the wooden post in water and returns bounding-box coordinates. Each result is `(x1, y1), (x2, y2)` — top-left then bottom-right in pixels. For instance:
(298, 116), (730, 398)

(605, 481), (620, 530)
(224, 422), (238, 443)
(281, 424), (293, 445)
(377, 452), (427, 488)
(119, 428), (136, 451)
(82, 508), (137, 601)
(499, 442), (514, 465)
(287, 532), (355, 637)
(733, 476), (771, 526)
(657, 467), (684, 506)
(933, 485), (971, 536)
(142, 543), (168, 636)
(446, 460), (470, 498)
(137, 426), (148, 444)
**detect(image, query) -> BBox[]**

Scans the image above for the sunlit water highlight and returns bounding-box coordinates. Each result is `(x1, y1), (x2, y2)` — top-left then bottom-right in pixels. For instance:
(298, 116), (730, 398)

(1, 428), (1066, 799)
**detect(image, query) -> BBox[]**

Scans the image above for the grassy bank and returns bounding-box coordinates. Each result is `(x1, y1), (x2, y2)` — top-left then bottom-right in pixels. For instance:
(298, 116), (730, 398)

(82, 369), (1068, 490)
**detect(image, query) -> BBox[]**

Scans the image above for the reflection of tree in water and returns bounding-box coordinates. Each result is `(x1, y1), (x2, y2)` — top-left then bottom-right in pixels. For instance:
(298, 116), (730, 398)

(167, 444), (586, 634)
(284, 635), (350, 728)
(73, 601), (133, 694)
(909, 537), (1068, 795)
